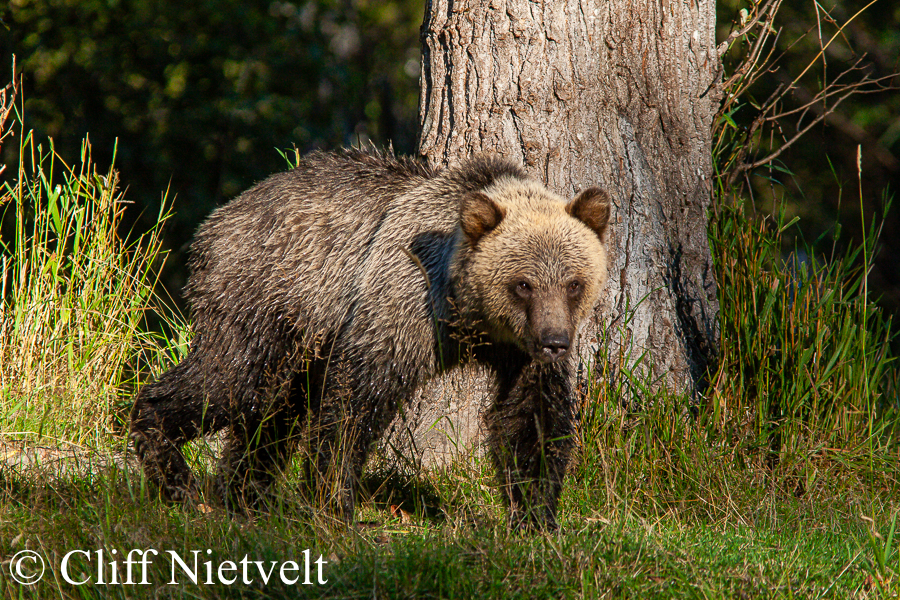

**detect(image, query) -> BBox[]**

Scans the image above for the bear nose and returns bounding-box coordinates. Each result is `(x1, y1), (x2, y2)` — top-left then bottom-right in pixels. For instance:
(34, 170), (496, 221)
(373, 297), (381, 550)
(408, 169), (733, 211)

(540, 333), (570, 362)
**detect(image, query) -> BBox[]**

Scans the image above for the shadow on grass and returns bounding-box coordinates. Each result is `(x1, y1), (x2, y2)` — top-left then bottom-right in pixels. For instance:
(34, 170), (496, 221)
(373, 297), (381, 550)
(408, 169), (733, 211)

(359, 467), (446, 522)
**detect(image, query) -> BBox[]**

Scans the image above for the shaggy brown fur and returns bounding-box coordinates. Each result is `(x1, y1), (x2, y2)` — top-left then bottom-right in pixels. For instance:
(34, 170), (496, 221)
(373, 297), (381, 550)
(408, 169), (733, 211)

(130, 149), (609, 530)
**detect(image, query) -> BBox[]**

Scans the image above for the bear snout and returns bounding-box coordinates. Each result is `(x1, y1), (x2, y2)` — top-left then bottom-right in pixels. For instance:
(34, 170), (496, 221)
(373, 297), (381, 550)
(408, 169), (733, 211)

(538, 331), (570, 363)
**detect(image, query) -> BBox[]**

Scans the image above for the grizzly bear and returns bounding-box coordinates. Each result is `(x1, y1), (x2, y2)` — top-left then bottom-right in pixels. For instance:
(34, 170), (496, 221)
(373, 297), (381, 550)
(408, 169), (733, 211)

(130, 149), (610, 530)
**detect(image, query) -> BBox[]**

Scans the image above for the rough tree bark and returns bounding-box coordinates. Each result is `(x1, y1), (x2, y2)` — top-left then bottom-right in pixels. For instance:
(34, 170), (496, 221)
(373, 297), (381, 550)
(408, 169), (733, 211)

(384, 0), (721, 468)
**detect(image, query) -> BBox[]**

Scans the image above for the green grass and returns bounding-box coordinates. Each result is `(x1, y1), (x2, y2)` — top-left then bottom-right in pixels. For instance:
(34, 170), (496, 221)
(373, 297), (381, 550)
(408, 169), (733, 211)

(0, 459), (896, 598)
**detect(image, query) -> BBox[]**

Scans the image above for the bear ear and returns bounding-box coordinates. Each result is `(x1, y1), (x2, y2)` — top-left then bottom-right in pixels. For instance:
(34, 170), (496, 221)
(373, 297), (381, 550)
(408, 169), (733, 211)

(460, 191), (506, 245)
(567, 187), (611, 242)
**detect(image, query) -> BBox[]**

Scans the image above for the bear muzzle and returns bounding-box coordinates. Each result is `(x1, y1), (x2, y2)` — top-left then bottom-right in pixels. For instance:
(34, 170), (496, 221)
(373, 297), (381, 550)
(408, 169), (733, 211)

(537, 331), (570, 363)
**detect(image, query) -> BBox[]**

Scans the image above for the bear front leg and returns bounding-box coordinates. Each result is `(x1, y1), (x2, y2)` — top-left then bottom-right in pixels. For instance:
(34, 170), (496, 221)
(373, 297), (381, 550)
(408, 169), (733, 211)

(486, 358), (577, 531)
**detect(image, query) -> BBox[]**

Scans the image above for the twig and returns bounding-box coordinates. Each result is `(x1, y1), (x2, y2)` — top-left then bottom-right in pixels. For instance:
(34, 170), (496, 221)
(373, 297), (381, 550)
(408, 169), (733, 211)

(717, 0), (780, 59)
(0, 55), (21, 169)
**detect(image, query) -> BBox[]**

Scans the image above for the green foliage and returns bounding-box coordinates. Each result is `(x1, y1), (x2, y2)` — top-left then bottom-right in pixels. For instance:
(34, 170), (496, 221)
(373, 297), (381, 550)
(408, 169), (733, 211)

(706, 0), (899, 485)
(867, 510), (900, 596)
(0, 464), (896, 599)
(711, 199), (896, 456)
(0, 459), (893, 599)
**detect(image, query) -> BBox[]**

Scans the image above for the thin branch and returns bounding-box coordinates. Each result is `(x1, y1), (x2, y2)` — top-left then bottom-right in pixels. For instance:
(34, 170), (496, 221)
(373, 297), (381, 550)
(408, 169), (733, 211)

(0, 56), (20, 149)
(715, 0), (899, 195)
(717, 0), (780, 59)
(772, 73), (895, 123)
(784, 81), (900, 173)
(720, 0), (782, 91)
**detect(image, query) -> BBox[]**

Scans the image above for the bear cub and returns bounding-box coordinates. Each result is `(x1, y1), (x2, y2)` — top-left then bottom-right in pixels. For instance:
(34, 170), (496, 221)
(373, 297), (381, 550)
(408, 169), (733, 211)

(131, 149), (610, 530)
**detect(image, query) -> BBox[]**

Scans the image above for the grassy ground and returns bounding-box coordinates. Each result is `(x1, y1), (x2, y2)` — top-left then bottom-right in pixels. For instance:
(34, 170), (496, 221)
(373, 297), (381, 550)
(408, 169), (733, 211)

(2, 64), (900, 600)
(0, 451), (896, 599)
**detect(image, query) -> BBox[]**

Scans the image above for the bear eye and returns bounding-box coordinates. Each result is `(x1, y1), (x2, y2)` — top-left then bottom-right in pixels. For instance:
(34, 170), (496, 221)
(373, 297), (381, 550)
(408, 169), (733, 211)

(514, 280), (533, 298)
(567, 280), (582, 298)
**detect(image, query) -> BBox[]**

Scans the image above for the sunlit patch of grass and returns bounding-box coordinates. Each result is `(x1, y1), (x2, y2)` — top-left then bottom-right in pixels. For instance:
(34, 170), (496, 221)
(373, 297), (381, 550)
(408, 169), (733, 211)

(0, 120), (182, 447)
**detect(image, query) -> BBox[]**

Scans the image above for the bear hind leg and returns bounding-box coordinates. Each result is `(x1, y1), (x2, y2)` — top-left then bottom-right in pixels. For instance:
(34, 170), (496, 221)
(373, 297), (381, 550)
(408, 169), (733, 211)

(216, 380), (307, 513)
(307, 378), (405, 524)
(130, 361), (229, 502)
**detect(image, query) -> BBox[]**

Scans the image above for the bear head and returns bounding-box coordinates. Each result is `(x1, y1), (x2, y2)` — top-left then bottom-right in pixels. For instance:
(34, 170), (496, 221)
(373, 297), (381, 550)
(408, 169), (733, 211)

(455, 177), (610, 364)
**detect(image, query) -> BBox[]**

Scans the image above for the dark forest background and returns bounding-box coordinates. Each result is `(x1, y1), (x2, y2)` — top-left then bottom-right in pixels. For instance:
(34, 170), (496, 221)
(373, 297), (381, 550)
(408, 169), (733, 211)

(2, 0), (899, 323)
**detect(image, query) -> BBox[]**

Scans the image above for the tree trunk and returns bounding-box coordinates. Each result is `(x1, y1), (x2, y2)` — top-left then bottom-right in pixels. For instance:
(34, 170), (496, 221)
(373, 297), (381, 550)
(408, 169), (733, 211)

(383, 0), (721, 468)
